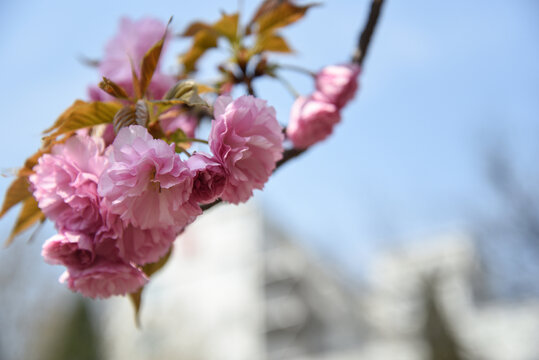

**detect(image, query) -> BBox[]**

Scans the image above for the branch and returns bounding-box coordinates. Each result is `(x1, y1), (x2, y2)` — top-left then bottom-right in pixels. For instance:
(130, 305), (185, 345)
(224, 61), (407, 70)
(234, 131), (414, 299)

(202, 0), (385, 213)
(353, 0), (385, 66)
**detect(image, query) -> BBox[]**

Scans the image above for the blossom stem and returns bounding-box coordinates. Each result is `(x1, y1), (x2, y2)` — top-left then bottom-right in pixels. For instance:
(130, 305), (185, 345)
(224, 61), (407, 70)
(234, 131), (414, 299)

(202, 0), (385, 213)
(277, 63), (316, 78)
(273, 74), (300, 99)
(185, 138), (209, 144)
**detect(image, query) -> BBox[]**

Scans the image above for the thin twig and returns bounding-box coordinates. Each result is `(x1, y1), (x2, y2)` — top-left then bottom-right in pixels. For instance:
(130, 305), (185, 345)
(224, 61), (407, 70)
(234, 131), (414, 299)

(353, 0), (385, 66)
(202, 0), (385, 213)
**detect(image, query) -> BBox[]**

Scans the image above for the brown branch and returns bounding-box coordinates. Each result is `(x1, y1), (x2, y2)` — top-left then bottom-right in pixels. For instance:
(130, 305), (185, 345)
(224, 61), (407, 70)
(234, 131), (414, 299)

(202, 0), (385, 213)
(353, 0), (385, 66)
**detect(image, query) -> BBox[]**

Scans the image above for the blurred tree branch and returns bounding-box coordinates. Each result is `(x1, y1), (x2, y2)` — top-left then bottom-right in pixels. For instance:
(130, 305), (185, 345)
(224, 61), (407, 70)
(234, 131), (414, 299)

(202, 0), (386, 212)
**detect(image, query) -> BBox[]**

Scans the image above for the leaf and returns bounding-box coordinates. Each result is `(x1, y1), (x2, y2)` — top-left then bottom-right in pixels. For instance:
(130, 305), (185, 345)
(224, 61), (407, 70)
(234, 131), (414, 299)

(5, 196), (45, 246)
(213, 12), (239, 42)
(128, 247), (173, 326)
(256, 33), (293, 53)
(139, 33), (166, 96)
(113, 106), (136, 133)
(130, 59), (142, 100)
(163, 80), (208, 107)
(99, 77), (129, 99)
(256, 2), (319, 35)
(44, 101), (123, 142)
(0, 177), (32, 218)
(249, 0), (283, 26)
(143, 246), (173, 277)
(196, 83), (217, 94)
(128, 289), (143, 328)
(42, 100), (87, 134)
(135, 100), (150, 127)
(181, 21), (214, 36)
(179, 30), (219, 74)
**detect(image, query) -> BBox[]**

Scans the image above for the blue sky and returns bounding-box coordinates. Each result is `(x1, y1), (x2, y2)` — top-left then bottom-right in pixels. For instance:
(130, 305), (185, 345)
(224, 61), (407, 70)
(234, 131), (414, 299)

(0, 0), (538, 278)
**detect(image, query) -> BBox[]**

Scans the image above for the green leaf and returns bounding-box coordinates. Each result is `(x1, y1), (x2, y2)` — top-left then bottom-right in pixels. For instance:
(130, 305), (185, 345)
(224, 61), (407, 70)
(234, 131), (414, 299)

(0, 176), (32, 218)
(44, 101), (123, 142)
(5, 196), (45, 246)
(99, 77), (129, 99)
(256, 2), (319, 35)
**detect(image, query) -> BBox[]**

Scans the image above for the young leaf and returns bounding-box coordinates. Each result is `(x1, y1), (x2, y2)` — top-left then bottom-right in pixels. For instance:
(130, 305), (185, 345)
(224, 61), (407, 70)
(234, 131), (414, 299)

(213, 12), (239, 42)
(130, 59), (142, 100)
(179, 30), (219, 74)
(44, 101), (123, 141)
(113, 106), (137, 133)
(128, 289), (143, 328)
(5, 196), (45, 246)
(255, 33), (293, 53)
(181, 21), (214, 36)
(256, 2), (318, 35)
(128, 247), (173, 326)
(0, 176), (32, 218)
(163, 80), (208, 107)
(99, 77), (129, 99)
(139, 37), (166, 96)
(42, 100), (87, 134)
(135, 100), (150, 127)
(143, 247), (173, 277)
(249, 0), (283, 27)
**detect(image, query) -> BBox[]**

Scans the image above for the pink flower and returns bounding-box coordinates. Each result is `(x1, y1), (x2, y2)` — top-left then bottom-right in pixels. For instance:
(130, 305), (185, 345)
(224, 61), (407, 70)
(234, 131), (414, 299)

(314, 64), (360, 109)
(42, 232), (94, 268)
(29, 135), (108, 233)
(61, 259), (148, 299)
(98, 125), (201, 229)
(209, 95), (284, 204)
(89, 17), (176, 101)
(187, 153), (226, 204)
(117, 224), (177, 265)
(286, 95), (341, 149)
(160, 110), (198, 138)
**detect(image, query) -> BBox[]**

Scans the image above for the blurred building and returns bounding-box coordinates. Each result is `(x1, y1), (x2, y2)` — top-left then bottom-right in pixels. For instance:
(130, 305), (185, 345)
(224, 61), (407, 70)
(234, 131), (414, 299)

(96, 204), (539, 360)
(5, 203), (539, 359)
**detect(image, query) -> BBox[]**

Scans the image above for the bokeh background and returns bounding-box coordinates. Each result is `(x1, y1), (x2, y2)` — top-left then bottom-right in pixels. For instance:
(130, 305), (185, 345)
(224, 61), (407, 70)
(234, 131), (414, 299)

(1, 1), (538, 359)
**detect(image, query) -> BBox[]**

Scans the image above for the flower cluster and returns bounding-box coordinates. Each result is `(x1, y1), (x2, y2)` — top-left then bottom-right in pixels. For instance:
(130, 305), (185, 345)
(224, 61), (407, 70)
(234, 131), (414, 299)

(287, 64), (361, 149)
(31, 93), (283, 298)
(3, 4), (368, 303)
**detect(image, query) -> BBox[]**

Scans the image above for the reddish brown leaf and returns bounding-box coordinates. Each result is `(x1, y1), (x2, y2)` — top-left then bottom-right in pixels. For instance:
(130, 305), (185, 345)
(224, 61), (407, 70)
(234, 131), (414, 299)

(128, 247), (173, 326)
(139, 39), (165, 96)
(5, 196), (44, 246)
(44, 101), (122, 142)
(0, 177), (32, 218)
(113, 105), (137, 133)
(99, 77), (129, 99)
(179, 29), (219, 73)
(213, 12), (239, 41)
(256, 33), (293, 53)
(256, 2), (318, 35)
(181, 21), (214, 37)
(129, 289), (143, 328)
